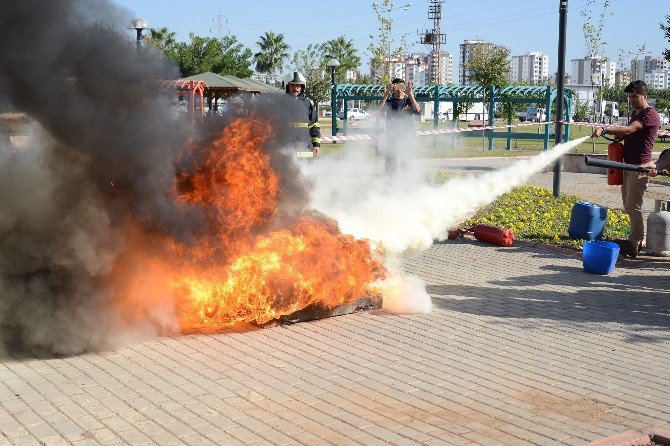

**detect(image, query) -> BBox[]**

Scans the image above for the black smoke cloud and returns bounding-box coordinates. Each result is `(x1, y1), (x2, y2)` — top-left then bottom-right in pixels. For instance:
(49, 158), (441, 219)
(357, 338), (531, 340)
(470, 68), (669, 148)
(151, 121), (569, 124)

(0, 0), (312, 356)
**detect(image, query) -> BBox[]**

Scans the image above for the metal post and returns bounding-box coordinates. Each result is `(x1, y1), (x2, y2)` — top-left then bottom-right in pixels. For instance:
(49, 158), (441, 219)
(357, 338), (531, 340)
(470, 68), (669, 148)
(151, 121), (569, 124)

(331, 83), (337, 136)
(135, 29), (143, 51)
(552, 0), (568, 198)
(433, 85), (439, 148)
(488, 86), (495, 151)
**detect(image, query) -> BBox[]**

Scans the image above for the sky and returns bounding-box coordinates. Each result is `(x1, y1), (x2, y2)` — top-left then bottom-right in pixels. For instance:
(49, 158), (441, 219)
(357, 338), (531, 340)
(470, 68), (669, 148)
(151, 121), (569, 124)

(112, 0), (668, 83)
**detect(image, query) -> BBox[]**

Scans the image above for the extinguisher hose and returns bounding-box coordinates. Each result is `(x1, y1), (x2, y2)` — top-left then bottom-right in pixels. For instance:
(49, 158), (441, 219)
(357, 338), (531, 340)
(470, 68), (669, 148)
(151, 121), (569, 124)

(584, 155), (670, 176)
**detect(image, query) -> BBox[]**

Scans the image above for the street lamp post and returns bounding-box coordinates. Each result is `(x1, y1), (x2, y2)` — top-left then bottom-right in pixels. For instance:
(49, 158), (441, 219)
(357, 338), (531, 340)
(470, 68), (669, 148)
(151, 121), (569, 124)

(127, 18), (150, 51)
(327, 58), (340, 85)
(327, 58), (341, 137)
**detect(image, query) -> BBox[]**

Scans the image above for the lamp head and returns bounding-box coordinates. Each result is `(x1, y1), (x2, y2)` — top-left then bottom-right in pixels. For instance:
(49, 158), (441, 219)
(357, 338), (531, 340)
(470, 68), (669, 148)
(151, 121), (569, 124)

(127, 18), (149, 30)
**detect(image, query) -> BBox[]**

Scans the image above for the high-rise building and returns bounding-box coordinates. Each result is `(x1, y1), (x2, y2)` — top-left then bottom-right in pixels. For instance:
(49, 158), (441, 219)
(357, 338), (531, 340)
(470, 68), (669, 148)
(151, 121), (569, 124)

(571, 56), (616, 86)
(509, 52), (549, 84)
(429, 51), (453, 85)
(615, 70), (632, 87)
(371, 51), (453, 86)
(644, 56), (670, 73)
(644, 69), (670, 89)
(631, 56), (669, 82)
(459, 40), (504, 86)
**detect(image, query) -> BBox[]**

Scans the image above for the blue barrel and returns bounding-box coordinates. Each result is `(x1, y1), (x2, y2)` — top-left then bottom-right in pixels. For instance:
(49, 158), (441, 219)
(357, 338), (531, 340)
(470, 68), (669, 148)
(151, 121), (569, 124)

(568, 202), (608, 240)
(583, 241), (619, 275)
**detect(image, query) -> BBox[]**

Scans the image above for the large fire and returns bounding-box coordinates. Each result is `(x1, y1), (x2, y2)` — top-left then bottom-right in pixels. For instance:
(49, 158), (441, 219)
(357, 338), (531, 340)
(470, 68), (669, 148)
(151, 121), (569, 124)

(116, 117), (385, 331)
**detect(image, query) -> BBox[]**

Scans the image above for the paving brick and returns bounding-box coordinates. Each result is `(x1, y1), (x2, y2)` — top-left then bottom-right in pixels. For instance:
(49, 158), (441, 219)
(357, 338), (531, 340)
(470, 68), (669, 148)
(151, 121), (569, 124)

(2, 166), (670, 446)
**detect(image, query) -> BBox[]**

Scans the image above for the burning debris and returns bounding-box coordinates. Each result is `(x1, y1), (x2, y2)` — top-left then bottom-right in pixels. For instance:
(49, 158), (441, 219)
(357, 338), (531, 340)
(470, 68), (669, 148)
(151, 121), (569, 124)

(0, 0), (386, 355)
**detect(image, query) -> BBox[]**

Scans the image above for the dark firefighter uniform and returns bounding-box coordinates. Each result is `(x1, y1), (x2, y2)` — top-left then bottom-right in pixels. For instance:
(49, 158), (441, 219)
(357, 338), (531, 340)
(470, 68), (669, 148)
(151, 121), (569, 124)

(285, 71), (321, 154)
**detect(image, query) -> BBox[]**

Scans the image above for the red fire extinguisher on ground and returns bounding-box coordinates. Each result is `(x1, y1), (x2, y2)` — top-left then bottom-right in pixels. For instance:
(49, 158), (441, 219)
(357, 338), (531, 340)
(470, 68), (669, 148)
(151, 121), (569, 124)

(607, 141), (624, 185)
(448, 225), (514, 247)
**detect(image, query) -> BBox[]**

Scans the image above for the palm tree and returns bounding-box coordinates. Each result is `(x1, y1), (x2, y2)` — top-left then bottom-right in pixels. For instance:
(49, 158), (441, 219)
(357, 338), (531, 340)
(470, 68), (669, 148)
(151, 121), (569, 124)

(323, 36), (361, 82)
(145, 26), (177, 56)
(253, 31), (290, 77)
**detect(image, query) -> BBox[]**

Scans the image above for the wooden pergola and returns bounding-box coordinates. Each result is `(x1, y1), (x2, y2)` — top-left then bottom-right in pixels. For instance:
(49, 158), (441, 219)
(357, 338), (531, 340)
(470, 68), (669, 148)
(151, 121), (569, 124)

(178, 72), (282, 115)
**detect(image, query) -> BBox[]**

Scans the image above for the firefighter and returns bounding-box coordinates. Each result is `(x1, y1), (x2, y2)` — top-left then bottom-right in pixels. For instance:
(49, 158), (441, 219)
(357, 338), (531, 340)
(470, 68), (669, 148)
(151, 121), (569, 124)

(285, 71), (321, 156)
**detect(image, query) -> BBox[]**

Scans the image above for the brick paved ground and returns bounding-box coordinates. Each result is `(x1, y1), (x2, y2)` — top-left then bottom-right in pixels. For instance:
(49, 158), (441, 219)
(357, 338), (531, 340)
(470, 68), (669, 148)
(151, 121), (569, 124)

(0, 161), (669, 445)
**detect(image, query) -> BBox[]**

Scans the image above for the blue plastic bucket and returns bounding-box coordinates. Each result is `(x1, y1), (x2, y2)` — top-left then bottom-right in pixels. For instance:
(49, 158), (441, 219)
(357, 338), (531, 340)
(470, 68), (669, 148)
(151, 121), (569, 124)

(583, 241), (619, 275)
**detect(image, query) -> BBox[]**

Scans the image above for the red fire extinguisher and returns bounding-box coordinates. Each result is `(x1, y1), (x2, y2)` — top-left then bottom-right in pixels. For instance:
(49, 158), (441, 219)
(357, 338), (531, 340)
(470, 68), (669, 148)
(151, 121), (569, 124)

(447, 225), (515, 247)
(472, 224), (515, 247)
(607, 141), (624, 185)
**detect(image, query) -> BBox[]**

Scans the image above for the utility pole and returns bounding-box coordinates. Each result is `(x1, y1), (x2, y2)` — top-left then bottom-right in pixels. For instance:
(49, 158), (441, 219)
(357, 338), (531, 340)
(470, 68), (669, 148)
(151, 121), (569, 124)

(420, 0), (447, 85)
(210, 10), (228, 40)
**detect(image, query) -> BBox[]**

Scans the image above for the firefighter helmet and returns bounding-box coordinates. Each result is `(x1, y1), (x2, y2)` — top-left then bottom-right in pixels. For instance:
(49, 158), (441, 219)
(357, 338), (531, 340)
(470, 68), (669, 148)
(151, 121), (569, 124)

(285, 71), (306, 94)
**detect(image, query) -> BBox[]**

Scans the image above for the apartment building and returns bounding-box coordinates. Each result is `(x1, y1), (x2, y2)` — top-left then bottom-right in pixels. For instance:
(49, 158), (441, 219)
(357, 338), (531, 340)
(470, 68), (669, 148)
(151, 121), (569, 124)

(571, 56), (616, 86)
(459, 40), (504, 86)
(509, 52), (549, 84)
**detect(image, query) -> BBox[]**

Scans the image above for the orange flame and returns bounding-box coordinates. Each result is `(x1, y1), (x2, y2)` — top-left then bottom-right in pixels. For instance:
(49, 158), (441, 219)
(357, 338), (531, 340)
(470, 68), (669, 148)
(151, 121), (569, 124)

(115, 116), (385, 331)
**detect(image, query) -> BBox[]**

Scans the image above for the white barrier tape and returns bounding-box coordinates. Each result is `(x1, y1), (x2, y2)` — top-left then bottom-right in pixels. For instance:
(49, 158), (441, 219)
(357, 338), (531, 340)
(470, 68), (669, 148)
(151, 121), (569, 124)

(415, 120), (550, 136)
(562, 121), (670, 137)
(321, 121), (670, 142)
(320, 134), (374, 142)
(322, 120), (552, 142)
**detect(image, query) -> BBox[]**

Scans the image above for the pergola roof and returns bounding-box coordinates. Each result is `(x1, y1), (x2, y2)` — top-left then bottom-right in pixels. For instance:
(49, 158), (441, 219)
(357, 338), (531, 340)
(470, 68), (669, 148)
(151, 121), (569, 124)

(179, 72), (238, 89)
(334, 84), (573, 101)
(178, 72), (282, 94)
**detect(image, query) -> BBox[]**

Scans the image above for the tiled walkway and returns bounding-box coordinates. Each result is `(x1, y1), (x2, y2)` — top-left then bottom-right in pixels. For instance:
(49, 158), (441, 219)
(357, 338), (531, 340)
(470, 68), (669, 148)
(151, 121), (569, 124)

(1, 163), (668, 445)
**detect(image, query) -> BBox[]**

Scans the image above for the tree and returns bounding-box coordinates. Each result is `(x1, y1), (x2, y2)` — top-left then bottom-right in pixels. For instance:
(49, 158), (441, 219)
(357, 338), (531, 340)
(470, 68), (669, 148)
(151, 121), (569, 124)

(580, 0), (614, 58)
(173, 34), (253, 78)
(572, 99), (590, 122)
(464, 44), (510, 149)
(323, 36), (361, 83)
(661, 15), (670, 62)
(356, 74), (377, 85)
(464, 45), (510, 92)
(291, 44), (330, 106)
(144, 26), (178, 59)
(253, 31), (290, 76)
(581, 0), (614, 121)
(368, 0), (392, 85)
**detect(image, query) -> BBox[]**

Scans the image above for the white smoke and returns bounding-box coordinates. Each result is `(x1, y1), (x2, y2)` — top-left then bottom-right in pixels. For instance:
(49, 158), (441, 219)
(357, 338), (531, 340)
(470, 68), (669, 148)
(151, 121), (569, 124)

(309, 135), (587, 255)
(376, 258), (432, 314)
(305, 133), (587, 314)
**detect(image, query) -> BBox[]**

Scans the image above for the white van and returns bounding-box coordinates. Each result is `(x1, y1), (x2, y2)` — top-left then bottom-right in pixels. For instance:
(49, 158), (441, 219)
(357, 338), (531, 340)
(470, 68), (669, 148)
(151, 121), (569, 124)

(603, 101), (619, 119)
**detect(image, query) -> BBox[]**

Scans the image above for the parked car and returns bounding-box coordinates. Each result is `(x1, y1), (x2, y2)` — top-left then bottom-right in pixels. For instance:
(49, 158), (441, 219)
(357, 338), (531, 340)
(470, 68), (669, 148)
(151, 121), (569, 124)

(338, 108), (370, 120)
